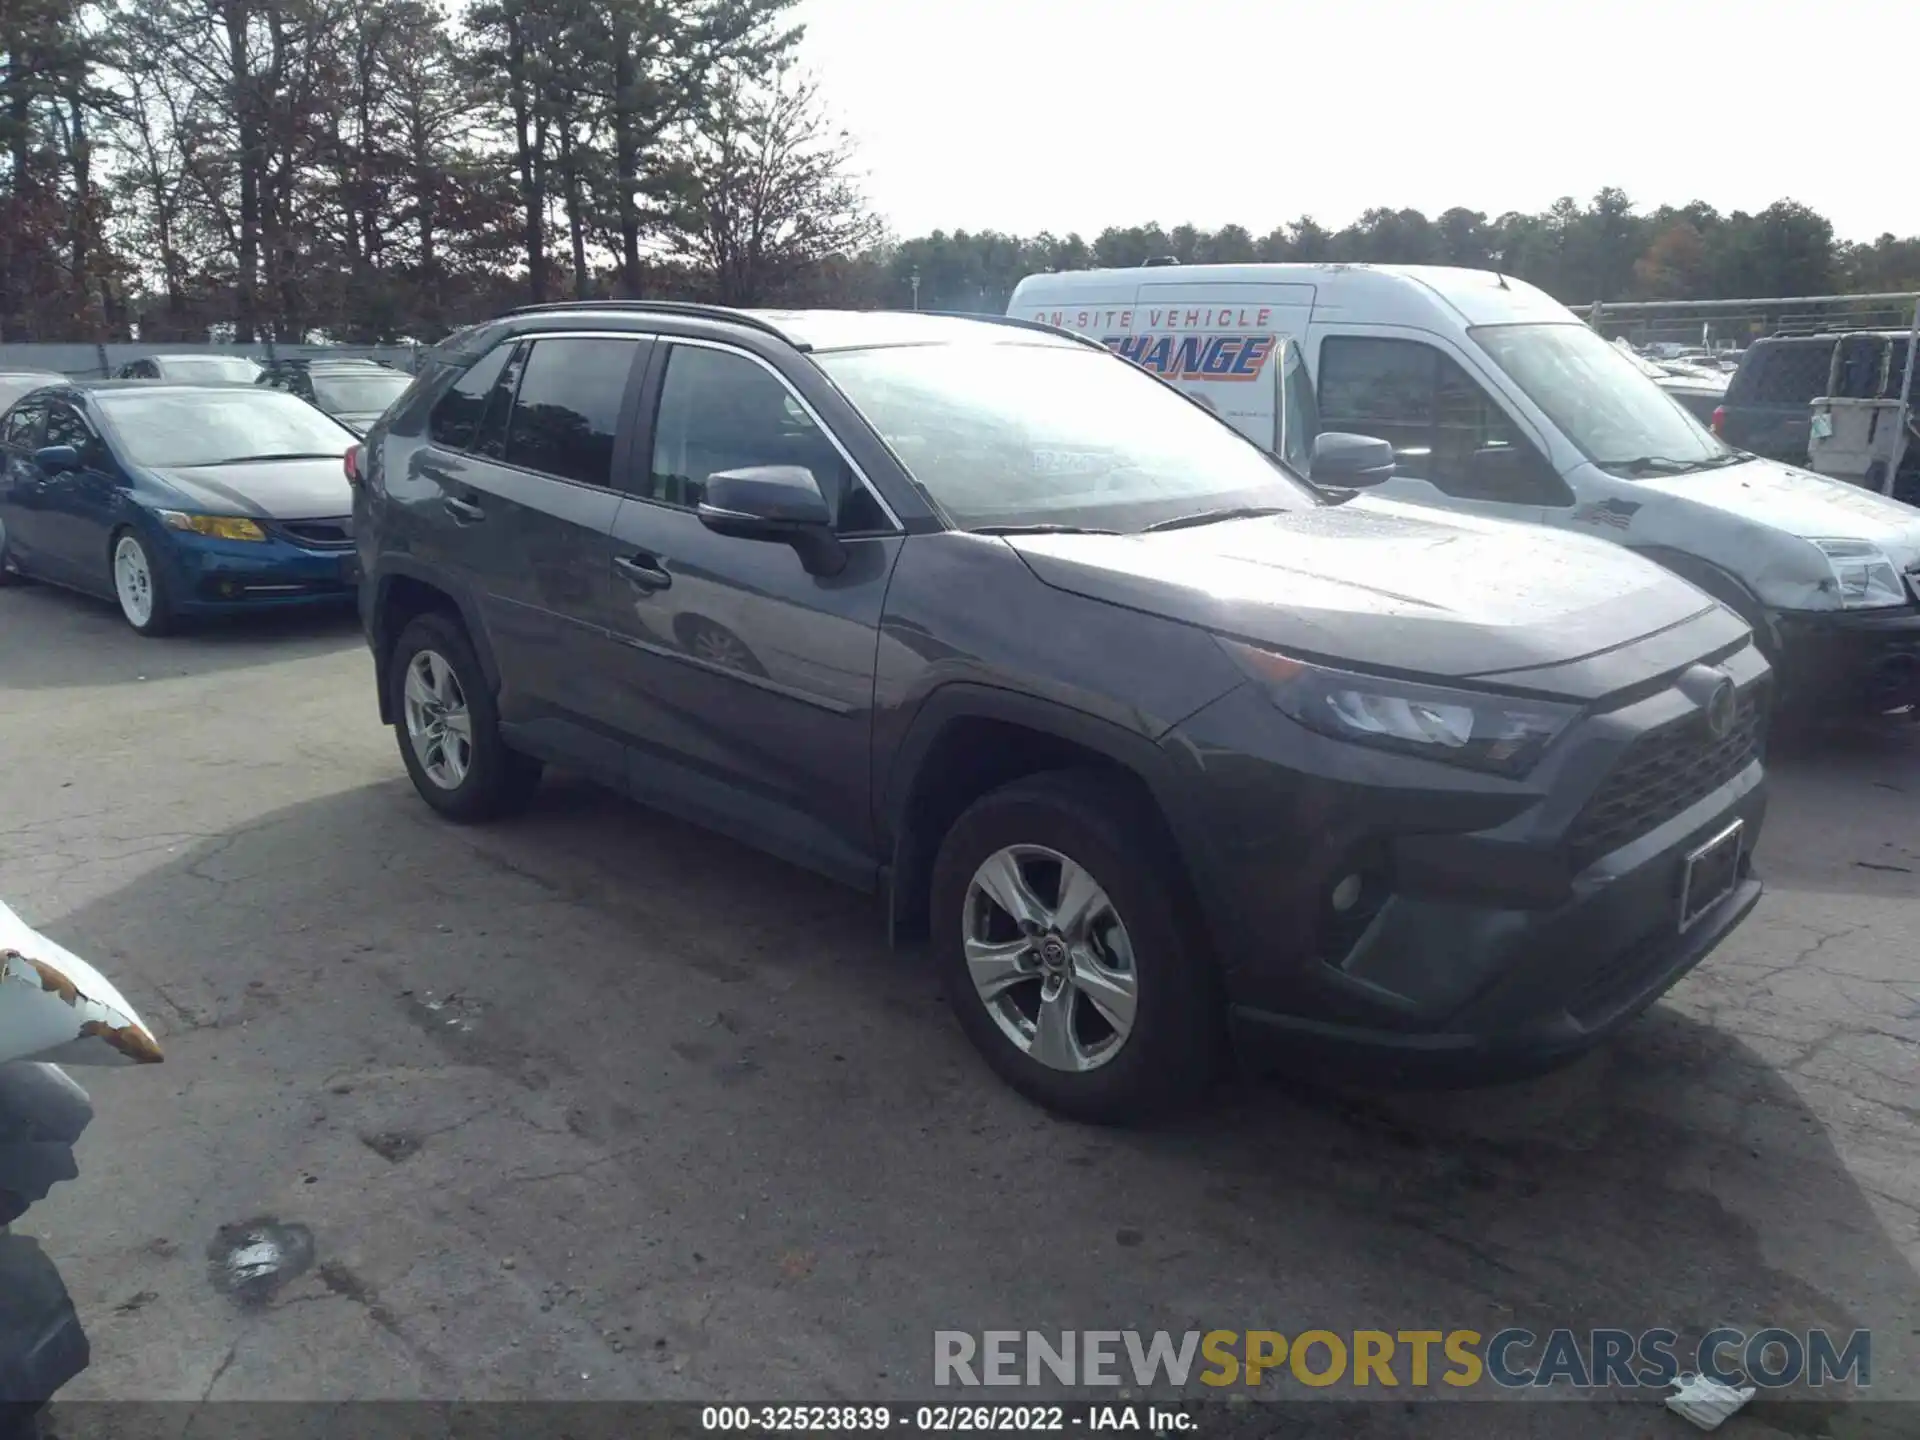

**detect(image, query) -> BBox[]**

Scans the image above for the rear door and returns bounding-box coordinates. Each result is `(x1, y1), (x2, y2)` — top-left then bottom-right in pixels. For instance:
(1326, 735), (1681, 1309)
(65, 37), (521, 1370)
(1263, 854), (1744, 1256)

(411, 332), (651, 778)
(599, 339), (905, 884)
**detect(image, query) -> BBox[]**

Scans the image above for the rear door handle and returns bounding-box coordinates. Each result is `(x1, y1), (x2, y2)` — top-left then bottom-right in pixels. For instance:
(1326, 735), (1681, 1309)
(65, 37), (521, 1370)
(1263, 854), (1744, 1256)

(614, 552), (672, 592)
(443, 495), (485, 523)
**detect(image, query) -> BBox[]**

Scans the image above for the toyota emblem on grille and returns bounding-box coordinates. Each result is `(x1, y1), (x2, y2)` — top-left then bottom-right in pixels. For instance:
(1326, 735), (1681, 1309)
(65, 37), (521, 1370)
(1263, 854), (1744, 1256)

(1704, 677), (1736, 739)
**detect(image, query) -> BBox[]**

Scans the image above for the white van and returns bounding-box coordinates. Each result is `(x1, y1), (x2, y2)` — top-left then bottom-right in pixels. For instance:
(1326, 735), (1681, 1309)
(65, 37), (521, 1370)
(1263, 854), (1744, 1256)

(1008, 263), (1920, 713)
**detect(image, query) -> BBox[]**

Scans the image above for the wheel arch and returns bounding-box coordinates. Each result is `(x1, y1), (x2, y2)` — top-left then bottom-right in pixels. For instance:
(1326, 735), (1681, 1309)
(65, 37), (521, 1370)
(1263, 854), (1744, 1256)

(881, 685), (1213, 953)
(370, 561), (497, 724)
(1632, 544), (1780, 660)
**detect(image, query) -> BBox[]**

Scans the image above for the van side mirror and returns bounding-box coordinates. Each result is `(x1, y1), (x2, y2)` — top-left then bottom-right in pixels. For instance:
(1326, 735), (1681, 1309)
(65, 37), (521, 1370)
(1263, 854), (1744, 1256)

(698, 465), (847, 577)
(1462, 445), (1563, 502)
(1310, 432), (1396, 487)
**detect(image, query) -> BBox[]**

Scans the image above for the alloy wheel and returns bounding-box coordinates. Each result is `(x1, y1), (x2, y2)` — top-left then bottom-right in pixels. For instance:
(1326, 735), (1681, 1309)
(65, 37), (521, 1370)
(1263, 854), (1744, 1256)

(962, 843), (1139, 1073)
(113, 536), (155, 627)
(402, 648), (474, 789)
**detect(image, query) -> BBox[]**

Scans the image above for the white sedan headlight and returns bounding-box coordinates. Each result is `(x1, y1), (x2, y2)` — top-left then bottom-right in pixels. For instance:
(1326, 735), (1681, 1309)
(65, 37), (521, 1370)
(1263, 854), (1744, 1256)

(1811, 539), (1907, 609)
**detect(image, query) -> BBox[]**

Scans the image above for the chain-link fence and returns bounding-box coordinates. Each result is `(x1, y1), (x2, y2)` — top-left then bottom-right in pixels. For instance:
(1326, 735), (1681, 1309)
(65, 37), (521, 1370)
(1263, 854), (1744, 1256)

(0, 340), (426, 378)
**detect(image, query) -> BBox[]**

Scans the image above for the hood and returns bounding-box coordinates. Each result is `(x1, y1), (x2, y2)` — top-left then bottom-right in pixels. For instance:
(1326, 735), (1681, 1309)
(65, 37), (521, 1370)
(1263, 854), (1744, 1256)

(1632, 457), (1920, 567)
(151, 457), (352, 521)
(1006, 502), (1718, 685)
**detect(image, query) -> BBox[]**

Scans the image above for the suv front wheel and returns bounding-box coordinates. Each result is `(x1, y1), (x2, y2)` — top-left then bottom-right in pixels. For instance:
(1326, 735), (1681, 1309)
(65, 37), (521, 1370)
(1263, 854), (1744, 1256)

(388, 612), (542, 821)
(929, 770), (1219, 1124)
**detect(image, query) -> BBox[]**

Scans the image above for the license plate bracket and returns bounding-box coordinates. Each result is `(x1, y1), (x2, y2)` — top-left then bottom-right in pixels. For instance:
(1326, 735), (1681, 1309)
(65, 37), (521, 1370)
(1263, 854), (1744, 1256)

(1679, 820), (1744, 932)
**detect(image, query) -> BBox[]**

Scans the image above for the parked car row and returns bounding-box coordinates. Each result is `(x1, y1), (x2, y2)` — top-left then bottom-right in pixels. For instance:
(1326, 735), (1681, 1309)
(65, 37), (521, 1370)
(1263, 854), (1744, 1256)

(3, 278), (1901, 1120)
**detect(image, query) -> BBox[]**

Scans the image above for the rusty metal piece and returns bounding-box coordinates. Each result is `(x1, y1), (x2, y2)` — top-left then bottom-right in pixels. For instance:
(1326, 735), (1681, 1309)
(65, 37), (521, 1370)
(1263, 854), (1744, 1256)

(1, 901), (164, 1067)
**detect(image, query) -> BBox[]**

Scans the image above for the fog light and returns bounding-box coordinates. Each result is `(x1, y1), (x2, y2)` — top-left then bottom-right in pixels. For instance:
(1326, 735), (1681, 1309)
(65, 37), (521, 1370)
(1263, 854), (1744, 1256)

(1330, 874), (1364, 913)
(1318, 861), (1393, 970)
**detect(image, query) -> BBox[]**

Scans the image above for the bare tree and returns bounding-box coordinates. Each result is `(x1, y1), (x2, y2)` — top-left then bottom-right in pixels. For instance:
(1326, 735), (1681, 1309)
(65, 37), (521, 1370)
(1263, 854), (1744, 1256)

(659, 64), (879, 306)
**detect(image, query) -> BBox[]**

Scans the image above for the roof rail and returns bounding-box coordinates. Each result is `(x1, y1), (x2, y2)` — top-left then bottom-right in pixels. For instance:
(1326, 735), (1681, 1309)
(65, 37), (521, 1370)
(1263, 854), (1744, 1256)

(501, 299), (797, 345)
(915, 310), (1110, 352)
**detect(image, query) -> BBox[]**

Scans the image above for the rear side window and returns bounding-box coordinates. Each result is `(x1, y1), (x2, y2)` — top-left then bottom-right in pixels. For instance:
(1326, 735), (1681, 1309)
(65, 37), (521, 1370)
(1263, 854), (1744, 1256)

(1735, 341), (1836, 405)
(42, 401), (105, 465)
(429, 344), (514, 451)
(502, 337), (641, 487)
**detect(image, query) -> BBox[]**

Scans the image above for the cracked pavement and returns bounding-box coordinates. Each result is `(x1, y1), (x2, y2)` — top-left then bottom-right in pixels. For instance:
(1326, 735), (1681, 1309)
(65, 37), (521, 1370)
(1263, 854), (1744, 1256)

(2, 584), (1917, 1436)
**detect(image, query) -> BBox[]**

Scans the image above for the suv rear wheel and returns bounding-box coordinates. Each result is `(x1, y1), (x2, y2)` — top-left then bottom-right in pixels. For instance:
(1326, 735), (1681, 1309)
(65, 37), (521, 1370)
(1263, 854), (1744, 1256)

(388, 612), (542, 821)
(929, 770), (1218, 1123)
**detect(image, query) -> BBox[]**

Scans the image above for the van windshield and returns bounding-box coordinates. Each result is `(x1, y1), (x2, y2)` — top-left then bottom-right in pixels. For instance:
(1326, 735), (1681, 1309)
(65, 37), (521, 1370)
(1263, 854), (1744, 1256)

(818, 341), (1320, 532)
(1471, 322), (1735, 475)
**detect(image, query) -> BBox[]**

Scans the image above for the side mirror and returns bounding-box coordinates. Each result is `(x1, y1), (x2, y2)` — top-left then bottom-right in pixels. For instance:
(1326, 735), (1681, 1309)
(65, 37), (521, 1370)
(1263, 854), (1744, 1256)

(1310, 432), (1396, 487)
(698, 465), (846, 576)
(32, 445), (80, 474)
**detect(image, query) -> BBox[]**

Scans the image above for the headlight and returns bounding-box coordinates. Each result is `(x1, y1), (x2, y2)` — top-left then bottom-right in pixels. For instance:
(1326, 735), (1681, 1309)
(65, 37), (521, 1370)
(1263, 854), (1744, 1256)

(156, 510), (267, 542)
(1810, 539), (1907, 609)
(1218, 639), (1579, 777)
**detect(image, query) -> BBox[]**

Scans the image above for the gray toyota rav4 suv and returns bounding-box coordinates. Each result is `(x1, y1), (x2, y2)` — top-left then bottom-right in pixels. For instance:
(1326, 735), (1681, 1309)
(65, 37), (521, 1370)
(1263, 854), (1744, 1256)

(353, 302), (1768, 1122)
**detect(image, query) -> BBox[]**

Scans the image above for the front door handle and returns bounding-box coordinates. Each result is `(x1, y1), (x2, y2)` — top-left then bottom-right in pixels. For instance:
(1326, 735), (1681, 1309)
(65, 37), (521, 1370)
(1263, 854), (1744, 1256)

(443, 495), (485, 523)
(614, 552), (673, 592)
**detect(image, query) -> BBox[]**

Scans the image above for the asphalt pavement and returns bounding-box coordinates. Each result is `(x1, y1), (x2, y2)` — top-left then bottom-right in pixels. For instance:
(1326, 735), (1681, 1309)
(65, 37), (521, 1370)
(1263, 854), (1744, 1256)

(2, 581), (1917, 1437)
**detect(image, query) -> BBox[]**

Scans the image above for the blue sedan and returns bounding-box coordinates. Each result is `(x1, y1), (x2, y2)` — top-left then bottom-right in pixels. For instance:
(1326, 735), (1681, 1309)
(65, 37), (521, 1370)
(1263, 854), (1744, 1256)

(0, 381), (360, 635)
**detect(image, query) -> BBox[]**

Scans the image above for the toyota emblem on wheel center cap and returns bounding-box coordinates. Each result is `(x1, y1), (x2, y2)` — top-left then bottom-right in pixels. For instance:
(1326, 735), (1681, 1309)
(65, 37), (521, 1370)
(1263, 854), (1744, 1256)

(1039, 936), (1069, 970)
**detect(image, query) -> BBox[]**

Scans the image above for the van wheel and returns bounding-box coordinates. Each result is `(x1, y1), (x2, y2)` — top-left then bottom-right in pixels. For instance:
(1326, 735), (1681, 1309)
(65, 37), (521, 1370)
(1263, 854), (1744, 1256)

(388, 612), (542, 821)
(929, 770), (1219, 1124)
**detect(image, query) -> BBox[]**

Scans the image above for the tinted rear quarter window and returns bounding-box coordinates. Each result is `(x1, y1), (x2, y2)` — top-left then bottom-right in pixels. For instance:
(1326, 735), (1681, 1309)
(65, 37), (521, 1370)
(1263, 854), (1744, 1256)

(428, 344), (514, 451)
(502, 338), (640, 487)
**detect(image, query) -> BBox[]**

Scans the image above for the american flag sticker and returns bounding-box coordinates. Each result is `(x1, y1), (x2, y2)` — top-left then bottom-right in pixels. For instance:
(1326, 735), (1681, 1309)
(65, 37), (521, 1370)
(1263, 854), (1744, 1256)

(1575, 498), (1641, 531)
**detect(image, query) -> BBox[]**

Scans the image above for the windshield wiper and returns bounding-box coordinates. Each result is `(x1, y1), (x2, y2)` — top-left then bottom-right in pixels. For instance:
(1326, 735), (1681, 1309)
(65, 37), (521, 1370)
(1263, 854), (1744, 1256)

(1142, 505), (1290, 533)
(206, 451), (344, 465)
(971, 523), (1121, 536)
(1601, 453), (1744, 476)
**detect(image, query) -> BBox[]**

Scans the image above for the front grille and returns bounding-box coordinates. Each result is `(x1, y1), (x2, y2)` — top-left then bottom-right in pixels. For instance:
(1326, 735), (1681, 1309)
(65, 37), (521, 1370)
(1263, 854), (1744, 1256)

(278, 517), (354, 549)
(1566, 685), (1766, 868)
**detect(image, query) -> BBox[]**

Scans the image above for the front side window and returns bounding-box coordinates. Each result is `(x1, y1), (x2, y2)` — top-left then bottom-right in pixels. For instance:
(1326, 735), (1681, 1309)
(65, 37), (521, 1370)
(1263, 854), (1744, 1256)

(1471, 323), (1732, 474)
(92, 390), (354, 467)
(501, 337), (639, 488)
(648, 345), (883, 532)
(1317, 336), (1556, 501)
(42, 402), (105, 465)
(817, 341), (1318, 532)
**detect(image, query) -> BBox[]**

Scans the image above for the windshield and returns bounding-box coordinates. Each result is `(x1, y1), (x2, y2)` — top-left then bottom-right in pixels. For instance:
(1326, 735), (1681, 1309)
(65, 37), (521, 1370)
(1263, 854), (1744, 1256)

(1472, 323), (1731, 473)
(160, 356), (264, 384)
(816, 342), (1318, 531)
(311, 372), (411, 414)
(95, 388), (354, 467)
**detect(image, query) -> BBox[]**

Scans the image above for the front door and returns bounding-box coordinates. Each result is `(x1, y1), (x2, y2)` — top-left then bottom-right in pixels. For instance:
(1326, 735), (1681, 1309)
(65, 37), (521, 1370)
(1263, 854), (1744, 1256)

(32, 399), (122, 593)
(1310, 330), (1569, 524)
(600, 339), (904, 884)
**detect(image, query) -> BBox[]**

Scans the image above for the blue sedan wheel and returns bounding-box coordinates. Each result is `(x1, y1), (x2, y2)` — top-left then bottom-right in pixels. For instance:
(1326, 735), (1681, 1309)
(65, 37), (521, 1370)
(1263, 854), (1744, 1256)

(111, 531), (177, 636)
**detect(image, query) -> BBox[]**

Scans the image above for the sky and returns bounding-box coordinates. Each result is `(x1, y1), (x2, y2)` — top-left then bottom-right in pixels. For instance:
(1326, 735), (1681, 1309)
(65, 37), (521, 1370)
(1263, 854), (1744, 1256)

(792, 0), (1920, 244)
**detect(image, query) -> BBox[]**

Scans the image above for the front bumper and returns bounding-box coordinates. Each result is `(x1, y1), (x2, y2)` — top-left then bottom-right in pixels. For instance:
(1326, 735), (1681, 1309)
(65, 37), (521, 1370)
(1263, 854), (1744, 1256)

(1769, 603), (1920, 713)
(160, 528), (357, 613)
(1161, 639), (1771, 1086)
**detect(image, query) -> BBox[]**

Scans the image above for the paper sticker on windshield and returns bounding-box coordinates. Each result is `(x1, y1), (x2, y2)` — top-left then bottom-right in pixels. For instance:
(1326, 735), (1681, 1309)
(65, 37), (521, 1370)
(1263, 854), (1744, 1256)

(1575, 497), (1641, 532)
(1030, 449), (1112, 477)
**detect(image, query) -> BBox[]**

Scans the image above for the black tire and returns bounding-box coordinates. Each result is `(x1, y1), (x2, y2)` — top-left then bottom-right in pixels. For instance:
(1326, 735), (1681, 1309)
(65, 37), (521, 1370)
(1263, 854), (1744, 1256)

(929, 769), (1220, 1124)
(108, 528), (178, 636)
(387, 611), (542, 822)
